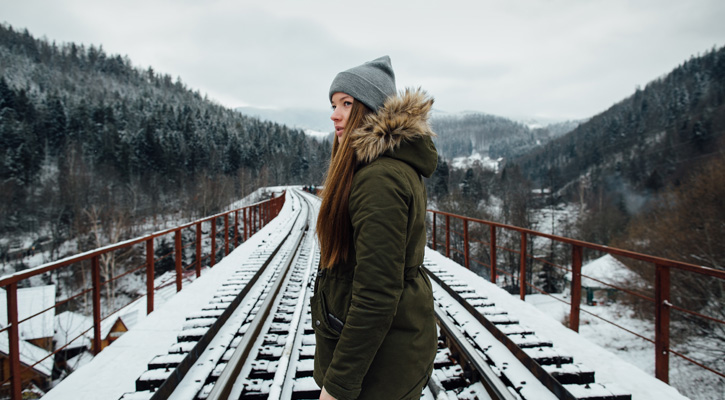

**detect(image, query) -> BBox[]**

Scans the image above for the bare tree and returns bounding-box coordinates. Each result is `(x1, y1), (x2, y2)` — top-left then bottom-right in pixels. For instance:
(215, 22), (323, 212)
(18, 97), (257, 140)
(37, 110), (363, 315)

(83, 205), (130, 311)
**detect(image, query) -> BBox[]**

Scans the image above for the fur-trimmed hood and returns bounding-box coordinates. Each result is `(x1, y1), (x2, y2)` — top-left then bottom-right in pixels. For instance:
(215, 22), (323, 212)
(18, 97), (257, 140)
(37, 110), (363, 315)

(350, 88), (438, 178)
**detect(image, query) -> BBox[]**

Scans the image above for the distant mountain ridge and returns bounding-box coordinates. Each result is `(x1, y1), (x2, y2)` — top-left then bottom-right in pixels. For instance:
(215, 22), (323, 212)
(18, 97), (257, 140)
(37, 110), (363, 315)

(430, 112), (580, 162)
(236, 106), (332, 135)
(236, 104), (581, 162)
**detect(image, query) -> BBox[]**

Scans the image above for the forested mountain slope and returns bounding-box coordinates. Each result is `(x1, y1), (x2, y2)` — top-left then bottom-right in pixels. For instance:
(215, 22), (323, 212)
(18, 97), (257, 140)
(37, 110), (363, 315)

(0, 24), (330, 254)
(513, 46), (725, 206)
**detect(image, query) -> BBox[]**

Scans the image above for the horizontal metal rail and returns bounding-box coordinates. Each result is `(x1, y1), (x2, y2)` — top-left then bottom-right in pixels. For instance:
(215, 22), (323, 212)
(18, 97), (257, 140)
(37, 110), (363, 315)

(427, 208), (725, 384)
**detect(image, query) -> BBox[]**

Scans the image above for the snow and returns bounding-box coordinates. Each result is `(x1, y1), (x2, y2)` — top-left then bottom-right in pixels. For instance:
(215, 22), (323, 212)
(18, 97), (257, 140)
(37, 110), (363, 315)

(564, 254), (638, 288)
(65, 349), (94, 371)
(450, 151), (501, 172)
(425, 247), (690, 400)
(226, 186), (287, 210)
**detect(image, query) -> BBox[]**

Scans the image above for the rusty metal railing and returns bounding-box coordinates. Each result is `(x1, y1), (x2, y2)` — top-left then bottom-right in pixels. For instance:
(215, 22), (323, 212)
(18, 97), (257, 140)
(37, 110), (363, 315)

(0, 192), (285, 400)
(427, 208), (725, 385)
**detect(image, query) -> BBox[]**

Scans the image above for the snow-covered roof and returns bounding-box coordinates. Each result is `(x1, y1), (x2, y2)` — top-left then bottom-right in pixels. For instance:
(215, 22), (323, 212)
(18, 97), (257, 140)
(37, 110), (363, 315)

(566, 254), (637, 288)
(450, 151), (501, 171)
(0, 331), (53, 377)
(0, 285), (56, 340)
(100, 313), (128, 338)
(55, 309), (135, 350)
(54, 311), (93, 350)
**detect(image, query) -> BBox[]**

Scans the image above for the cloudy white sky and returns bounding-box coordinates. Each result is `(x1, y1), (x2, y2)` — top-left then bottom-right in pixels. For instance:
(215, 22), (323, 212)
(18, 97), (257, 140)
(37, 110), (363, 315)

(2, 0), (724, 122)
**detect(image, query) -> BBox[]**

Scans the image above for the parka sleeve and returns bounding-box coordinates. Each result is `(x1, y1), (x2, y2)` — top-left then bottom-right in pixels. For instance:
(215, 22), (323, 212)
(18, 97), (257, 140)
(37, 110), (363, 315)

(322, 161), (411, 400)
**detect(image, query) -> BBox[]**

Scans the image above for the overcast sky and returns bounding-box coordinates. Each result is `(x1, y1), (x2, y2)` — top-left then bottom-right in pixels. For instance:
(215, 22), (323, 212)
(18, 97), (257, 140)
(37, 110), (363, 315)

(2, 0), (724, 122)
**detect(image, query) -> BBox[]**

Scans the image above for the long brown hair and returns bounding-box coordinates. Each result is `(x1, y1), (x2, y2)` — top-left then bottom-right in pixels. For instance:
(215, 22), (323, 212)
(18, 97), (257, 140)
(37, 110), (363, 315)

(316, 100), (373, 268)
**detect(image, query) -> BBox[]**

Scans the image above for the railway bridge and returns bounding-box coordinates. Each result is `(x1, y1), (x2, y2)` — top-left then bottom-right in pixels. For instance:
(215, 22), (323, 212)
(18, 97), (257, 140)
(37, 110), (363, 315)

(1, 188), (721, 400)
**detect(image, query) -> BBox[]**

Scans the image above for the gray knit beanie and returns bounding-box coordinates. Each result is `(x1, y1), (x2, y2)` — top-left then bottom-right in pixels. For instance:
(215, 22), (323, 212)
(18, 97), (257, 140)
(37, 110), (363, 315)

(329, 55), (396, 112)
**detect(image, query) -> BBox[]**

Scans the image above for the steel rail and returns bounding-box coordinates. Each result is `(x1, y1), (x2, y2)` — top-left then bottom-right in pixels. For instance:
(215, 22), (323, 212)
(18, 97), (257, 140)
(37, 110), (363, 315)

(268, 193), (319, 400)
(206, 193), (311, 400)
(424, 265), (579, 400)
(433, 302), (518, 400)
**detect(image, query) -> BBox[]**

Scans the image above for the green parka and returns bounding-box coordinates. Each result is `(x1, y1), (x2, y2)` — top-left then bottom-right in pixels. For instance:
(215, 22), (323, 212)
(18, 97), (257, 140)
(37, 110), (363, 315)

(312, 89), (439, 400)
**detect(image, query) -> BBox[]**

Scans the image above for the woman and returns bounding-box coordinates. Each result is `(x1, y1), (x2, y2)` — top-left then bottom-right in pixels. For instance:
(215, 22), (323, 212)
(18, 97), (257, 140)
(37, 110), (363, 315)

(312, 56), (439, 400)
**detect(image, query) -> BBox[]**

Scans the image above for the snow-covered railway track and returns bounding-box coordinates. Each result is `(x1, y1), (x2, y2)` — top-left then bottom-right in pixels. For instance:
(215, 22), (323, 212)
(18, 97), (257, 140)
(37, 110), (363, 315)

(119, 190), (318, 400)
(205, 192), (320, 400)
(120, 189), (631, 400)
(424, 262), (631, 400)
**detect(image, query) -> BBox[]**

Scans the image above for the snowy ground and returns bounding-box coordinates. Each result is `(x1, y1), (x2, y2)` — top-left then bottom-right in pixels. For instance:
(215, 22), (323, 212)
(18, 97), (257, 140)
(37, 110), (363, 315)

(526, 292), (724, 400)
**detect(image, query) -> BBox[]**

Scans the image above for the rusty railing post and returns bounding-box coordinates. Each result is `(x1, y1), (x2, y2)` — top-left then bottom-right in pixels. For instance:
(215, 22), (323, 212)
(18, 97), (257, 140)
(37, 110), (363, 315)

(234, 210), (239, 247)
(251, 206), (256, 235)
(175, 229), (182, 292)
(431, 212), (437, 251)
(463, 219), (470, 269)
(259, 204), (263, 230)
(7, 283), (21, 400)
(570, 245), (582, 332)
(655, 263), (671, 383)
(490, 225), (497, 283)
(224, 213), (230, 256)
(195, 222), (202, 277)
(146, 238), (154, 314)
(211, 218), (217, 267)
(243, 207), (249, 241)
(92, 255), (102, 354)
(520, 232), (527, 300)
(445, 215), (451, 258)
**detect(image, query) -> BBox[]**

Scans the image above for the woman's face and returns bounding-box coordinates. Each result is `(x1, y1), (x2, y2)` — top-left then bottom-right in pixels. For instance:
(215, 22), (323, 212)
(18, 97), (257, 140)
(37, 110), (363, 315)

(330, 92), (354, 145)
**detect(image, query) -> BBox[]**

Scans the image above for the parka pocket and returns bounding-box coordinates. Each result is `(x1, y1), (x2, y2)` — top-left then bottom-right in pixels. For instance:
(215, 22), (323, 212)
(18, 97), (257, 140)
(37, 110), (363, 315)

(310, 291), (342, 340)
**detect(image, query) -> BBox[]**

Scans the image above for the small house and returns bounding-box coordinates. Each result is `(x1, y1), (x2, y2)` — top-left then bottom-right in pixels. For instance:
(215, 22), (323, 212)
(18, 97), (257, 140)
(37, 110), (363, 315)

(565, 254), (636, 305)
(0, 285), (56, 395)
